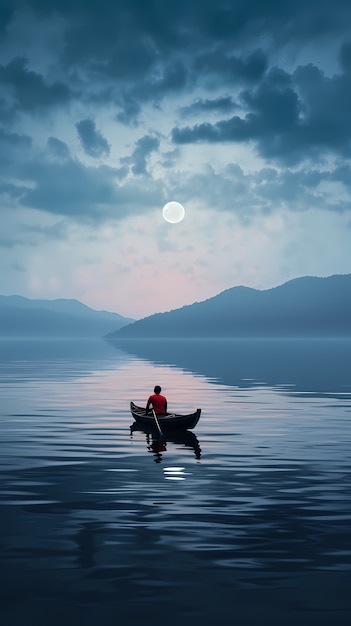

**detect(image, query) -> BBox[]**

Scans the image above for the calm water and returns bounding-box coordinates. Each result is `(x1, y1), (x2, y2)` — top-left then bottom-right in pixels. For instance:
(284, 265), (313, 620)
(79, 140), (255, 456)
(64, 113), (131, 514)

(1, 338), (351, 626)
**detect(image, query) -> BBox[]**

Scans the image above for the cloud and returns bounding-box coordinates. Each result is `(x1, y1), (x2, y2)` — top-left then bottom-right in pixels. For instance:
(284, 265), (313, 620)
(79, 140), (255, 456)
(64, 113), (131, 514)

(171, 67), (300, 158)
(193, 48), (268, 86)
(164, 162), (351, 218)
(0, 128), (32, 174)
(171, 116), (252, 146)
(0, 56), (71, 115)
(0, 236), (25, 248)
(122, 134), (160, 176)
(136, 59), (190, 101)
(16, 154), (163, 221)
(2, 1), (349, 126)
(172, 62), (351, 164)
(47, 136), (70, 160)
(115, 49), (264, 119)
(339, 41), (351, 72)
(19, 159), (112, 217)
(119, 59), (191, 117)
(180, 95), (238, 118)
(75, 118), (110, 158)
(115, 94), (142, 126)
(22, 220), (70, 241)
(1, 0), (351, 317)
(292, 63), (351, 156)
(0, 182), (29, 202)
(0, 128), (32, 147)
(0, 3), (15, 36)
(38, 0), (351, 55)
(161, 149), (180, 169)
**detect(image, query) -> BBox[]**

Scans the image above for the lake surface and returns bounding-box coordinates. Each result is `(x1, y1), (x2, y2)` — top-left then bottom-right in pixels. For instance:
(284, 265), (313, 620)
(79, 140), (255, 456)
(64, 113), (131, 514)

(1, 337), (351, 625)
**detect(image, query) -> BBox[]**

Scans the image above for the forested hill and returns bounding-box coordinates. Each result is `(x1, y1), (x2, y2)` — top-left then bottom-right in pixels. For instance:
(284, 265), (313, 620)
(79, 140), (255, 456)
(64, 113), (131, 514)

(107, 274), (351, 338)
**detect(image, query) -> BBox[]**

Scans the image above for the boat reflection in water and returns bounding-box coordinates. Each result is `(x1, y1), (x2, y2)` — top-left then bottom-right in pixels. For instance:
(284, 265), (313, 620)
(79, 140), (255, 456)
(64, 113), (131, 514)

(130, 422), (201, 463)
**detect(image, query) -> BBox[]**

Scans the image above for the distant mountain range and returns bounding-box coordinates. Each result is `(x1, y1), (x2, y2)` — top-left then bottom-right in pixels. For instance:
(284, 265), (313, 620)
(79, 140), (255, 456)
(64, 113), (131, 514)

(107, 274), (351, 338)
(0, 295), (134, 338)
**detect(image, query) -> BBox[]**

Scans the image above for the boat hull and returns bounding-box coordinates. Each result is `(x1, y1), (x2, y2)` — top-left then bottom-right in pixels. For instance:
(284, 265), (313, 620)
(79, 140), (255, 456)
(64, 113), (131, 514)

(130, 402), (201, 430)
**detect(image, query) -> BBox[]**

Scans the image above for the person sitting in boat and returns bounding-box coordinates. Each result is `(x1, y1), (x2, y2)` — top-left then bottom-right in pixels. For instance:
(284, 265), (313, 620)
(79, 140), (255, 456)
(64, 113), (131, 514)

(146, 385), (167, 415)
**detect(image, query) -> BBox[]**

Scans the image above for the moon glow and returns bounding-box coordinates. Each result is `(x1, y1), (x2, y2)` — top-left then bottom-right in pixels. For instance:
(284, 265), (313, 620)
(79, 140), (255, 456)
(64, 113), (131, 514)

(162, 201), (185, 223)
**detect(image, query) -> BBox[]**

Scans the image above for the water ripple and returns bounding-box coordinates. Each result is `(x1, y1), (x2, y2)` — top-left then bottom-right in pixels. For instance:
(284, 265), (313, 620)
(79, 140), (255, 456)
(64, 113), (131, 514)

(1, 339), (351, 624)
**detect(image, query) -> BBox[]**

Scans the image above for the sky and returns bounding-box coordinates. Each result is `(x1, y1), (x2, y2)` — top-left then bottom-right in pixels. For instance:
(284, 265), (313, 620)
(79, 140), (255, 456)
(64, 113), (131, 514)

(1, 0), (351, 319)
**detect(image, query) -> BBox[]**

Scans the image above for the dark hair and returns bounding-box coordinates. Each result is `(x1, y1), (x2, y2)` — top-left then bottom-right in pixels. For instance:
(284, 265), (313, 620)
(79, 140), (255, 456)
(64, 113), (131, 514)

(154, 385), (161, 394)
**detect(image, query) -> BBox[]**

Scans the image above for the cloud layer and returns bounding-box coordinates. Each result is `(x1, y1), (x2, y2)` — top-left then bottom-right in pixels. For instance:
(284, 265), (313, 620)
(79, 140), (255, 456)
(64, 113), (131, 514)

(1, 0), (351, 316)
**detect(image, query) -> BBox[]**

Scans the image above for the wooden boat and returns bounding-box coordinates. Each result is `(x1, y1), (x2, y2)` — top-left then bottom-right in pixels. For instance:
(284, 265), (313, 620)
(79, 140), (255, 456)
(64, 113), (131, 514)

(130, 401), (201, 430)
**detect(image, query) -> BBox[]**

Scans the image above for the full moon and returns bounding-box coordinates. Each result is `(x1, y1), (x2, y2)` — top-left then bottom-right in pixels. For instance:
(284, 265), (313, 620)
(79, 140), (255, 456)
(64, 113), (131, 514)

(162, 201), (185, 224)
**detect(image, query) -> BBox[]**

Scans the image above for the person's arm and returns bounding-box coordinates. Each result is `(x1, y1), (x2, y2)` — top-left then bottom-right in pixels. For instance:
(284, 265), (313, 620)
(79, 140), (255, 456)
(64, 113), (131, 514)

(164, 399), (167, 414)
(145, 397), (151, 414)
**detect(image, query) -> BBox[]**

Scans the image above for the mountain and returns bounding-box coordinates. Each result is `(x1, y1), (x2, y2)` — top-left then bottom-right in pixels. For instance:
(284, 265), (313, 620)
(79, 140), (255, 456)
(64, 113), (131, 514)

(107, 274), (351, 338)
(0, 295), (134, 338)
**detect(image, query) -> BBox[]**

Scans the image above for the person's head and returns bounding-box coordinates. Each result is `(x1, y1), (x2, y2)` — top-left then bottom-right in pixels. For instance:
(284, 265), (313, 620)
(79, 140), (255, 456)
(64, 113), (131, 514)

(154, 385), (161, 394)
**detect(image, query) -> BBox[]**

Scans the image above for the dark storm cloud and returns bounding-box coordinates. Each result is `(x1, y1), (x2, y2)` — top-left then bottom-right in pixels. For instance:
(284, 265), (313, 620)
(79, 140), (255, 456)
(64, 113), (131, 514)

(193, 48), (268, 86)
(1, 0), (351, 224)
(3, 1), (350, 109)
(292, 64), (351, 154)
(15, 155), (163, 221)
(118, 49), (263, 124)
(15, 0), (351, 51)
(127, 58), (191, 112)
(123, 134), (160, 176)
(149, 59), (189, 99)
(75, 118), (110, 158)
(172, 62), (351, 164)
(20, 159), (124, 217)
(171, 68), (299, 154)
(0, 57), (71, 114)
(1, 0), (350, 136)
(180, 96), (238, 118)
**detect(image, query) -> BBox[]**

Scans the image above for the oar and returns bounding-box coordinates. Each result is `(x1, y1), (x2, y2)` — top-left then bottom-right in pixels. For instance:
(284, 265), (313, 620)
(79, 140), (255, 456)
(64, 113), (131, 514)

(152, 408), (163, 438)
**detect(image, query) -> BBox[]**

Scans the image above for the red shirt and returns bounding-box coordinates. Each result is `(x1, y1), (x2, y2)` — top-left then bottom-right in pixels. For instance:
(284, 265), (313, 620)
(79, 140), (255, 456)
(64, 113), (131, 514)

(147, 393), (167, 415)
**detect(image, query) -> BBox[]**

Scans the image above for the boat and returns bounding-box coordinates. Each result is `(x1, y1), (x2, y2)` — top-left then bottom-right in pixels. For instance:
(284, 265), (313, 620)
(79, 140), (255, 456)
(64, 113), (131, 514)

(130, 401), (201, 430)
